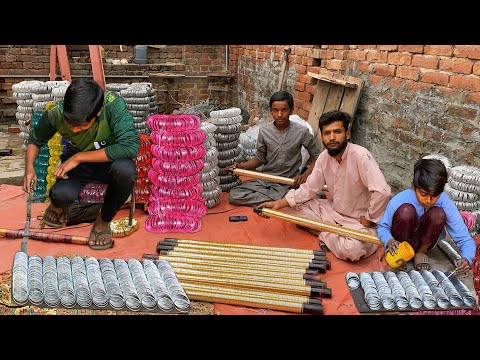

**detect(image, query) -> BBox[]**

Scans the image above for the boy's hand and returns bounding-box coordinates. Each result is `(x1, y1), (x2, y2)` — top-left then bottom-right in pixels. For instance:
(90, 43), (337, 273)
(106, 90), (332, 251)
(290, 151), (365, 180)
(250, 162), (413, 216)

(386, 238), (400, 255)
(454, 258), (471, 276)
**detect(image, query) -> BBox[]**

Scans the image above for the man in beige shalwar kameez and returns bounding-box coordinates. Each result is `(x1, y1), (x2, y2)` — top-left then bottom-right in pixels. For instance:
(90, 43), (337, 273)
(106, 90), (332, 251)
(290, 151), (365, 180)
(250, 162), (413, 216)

(259, 110), (391, 261)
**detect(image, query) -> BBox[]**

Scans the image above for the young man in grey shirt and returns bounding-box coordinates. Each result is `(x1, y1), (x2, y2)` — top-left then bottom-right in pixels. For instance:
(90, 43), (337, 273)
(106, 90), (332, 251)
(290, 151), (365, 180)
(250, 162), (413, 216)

(229, 90), (320, 206)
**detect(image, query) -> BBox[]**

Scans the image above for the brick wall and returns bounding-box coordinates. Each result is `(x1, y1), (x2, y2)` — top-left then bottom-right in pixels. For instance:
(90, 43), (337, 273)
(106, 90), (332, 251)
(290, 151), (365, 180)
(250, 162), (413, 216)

(147, 45), (183, 64)
(229, 45), (480, 192)
(0, 45), (230, 124)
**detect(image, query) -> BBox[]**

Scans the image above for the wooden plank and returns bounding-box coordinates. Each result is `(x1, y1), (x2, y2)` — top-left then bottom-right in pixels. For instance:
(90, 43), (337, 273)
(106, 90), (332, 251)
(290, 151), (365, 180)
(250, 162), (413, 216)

(307, 80), (331, 143)
(339, 77), (364, 130)
(307, 72), (357, 88)
(148, 73), (185, 78)
(208, 73), (234, 79)
(208, 85), (229, 92)
(49, 46), (57, 81)
(89, 45), (106, 91)
(323, 83), (345, 113)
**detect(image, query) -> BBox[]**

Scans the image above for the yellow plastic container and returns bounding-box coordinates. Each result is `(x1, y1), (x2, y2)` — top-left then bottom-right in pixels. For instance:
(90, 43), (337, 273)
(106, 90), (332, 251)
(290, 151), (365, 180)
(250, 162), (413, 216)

(385, 241), (415, 269)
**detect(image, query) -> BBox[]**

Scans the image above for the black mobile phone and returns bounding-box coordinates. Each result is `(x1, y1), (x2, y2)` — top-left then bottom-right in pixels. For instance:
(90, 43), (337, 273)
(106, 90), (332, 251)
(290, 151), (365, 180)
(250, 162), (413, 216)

(229, 215), (248, 222)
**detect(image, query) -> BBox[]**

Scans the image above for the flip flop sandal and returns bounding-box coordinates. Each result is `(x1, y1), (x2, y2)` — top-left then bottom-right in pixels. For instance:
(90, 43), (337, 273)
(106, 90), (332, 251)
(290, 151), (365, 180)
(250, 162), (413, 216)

(414, 253), (431, 271)
(88, 227), (115, 250)
(42, 206), (67, 228)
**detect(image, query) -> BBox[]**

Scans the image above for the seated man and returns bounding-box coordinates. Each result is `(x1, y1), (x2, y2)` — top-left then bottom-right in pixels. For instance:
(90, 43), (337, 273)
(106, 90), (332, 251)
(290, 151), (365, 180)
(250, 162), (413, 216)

(23, 78), (139, 250)
(377, 158), (474, 274)
(259, 110), (391, 262)
(228, 90), (321, 206)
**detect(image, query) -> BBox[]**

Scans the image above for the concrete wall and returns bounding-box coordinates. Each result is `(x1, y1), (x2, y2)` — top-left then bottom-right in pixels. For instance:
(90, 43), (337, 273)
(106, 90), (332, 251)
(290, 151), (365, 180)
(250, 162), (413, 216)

(229, 45), (480, 192)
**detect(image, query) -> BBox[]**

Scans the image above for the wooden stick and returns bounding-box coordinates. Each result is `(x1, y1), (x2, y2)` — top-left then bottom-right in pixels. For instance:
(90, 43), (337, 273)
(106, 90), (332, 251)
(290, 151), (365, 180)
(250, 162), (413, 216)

(277, 47), (291, 91)
(254, 208), (383, 246)
(232, 168), (295, 185)
(0, 228), (88, 245)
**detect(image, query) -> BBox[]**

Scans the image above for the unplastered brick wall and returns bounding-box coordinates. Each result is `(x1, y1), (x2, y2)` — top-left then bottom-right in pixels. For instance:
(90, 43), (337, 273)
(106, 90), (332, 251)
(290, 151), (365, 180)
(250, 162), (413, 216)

(183, 45), (226, 74)
(229, 45), (480, 192)
(147, 45), (184, 64)
(0, 45), (231, 124)
(229, 45), (304, 119)
(0, 45), (52, 123)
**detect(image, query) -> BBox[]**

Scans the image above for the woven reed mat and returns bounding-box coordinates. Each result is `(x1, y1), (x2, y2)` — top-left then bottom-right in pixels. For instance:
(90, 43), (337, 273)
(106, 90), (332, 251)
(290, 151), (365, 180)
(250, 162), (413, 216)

(0, 254), (215, 315)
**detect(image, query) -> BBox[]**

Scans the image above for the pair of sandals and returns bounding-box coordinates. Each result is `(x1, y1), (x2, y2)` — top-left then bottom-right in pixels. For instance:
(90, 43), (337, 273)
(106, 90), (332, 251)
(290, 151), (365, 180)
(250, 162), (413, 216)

(43, 206), (114, 250)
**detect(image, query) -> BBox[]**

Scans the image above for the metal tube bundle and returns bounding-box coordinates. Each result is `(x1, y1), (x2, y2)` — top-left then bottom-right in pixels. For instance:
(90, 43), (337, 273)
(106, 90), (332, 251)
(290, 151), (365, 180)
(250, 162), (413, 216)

(143, 238), (332, 314)
(142, 253), (321, 276)
(254, 207), (382, 246)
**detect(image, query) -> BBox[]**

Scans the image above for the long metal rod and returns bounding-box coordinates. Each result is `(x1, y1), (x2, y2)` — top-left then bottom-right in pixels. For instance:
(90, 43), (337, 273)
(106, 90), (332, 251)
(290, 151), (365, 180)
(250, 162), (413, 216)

(157, 245), (326, 264)
(168, 264), (324, 287)
(177, 274), (325, 297)
(255, 207), (382, 246)
(21, 181), (35, 253)
(162, 237), (320, 255)
(142, 254), (318, 276)
(155, 250), (324, 270)
(232, 168), (295, 185)
(181, 282), (323, 314)
(143, 253), (326, 272)
(158, 239), (324, 260)
(232, 168), (329, 192)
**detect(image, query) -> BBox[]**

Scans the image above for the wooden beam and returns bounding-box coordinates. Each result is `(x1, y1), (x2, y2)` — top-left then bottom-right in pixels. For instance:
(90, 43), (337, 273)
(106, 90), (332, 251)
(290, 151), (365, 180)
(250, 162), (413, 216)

(89, 45), (106, 91)
(49, 45), (57, 81)
(148, 73), (185, 78)
(307, 72), (358, 88)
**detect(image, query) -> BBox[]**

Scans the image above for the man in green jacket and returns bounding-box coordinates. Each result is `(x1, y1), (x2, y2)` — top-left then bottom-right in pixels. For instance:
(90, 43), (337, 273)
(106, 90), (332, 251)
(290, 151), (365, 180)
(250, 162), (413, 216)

(23, 78), (140, 250)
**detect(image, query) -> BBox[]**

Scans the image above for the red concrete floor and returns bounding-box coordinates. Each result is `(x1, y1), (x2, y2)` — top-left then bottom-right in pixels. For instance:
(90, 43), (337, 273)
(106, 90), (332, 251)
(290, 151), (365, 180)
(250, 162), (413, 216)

(0, 184), (393, 315)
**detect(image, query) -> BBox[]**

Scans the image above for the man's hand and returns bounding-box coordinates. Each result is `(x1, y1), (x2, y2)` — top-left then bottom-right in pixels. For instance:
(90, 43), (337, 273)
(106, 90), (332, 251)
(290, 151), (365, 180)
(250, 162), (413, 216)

(386, 238), (400, 255)
(23, 171), (37, 193)
(258, 198), (289, 211)
(454, 257), (471, 276)
(292, 173), (308, 188)
(226, 162), (241, 173)
(359, 215), (375, 228)
(54, 154), (80, 179)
